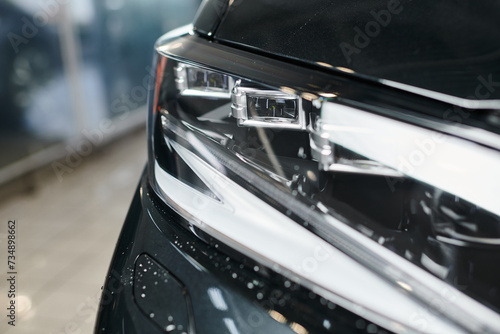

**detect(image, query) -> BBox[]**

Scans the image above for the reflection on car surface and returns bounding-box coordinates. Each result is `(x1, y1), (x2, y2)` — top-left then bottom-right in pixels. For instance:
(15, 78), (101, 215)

(96, 1), (500, 333)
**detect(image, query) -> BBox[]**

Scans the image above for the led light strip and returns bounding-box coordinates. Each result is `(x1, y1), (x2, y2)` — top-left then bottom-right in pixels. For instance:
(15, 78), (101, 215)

(157, 113), (500, 334)
(154, 36), (500, 331)
(154, 140), (466, 334)
(309, 130), (404, 177)
(175, 63), (234, 99)
(318, 102), (500, 218)
(231, 83), (306, 130)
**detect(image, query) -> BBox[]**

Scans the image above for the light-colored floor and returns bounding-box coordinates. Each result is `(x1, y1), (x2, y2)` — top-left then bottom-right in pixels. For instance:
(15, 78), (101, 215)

(0, 128), (147, 334)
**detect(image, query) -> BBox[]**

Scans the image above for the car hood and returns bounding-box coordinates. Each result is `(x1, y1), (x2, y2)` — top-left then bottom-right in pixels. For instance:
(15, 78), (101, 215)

(199, 0), (500, 102)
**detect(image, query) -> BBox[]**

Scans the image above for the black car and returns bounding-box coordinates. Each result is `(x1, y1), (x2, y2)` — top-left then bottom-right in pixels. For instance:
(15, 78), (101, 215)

(95, 1), (500, 333)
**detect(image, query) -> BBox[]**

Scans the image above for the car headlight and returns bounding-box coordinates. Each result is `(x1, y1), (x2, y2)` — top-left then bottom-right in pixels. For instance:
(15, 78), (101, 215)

(146, 28), (500, 334)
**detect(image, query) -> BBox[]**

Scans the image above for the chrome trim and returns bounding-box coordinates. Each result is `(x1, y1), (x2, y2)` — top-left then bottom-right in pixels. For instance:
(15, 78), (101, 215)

(175, 63), (234, 99)
(156, 34), (500, 152)
(151, 37), (500, 332)
(309, 127), (404, 177)
(156, 111), (500, 334)
(154, 145), (465, 334)
(320, 101), (500, 217)
(380, 78), (500, 110)
(231, 84), (306, 130)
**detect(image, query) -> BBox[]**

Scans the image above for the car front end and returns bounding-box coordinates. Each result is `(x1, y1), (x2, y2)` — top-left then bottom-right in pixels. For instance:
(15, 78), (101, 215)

(95, 1), (500, 333)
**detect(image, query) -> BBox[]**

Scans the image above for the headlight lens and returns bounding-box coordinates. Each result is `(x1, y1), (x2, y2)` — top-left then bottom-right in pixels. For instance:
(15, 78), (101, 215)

(175, 63), (233, 97)
(231, 82), (306, 129)
(163, 59), (500, 246)
(148, 33), (500, 334)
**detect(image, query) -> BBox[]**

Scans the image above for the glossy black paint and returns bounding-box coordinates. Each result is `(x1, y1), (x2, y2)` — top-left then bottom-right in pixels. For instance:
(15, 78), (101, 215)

(192, 0), (228, 37)
(212, 0), (500, 101)
(156, 34), (500, 146)
(94, 171), (394, 333)
(96, 1), (500, 332)
(153, 32), (500, 316)
(133, 254), (193, 332)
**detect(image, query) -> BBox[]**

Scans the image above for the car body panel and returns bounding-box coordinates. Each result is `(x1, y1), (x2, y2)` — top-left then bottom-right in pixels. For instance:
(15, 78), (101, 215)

(211, 0), (500, 101)
(95, 172), (399, 333)
(95, 1), (500, 333)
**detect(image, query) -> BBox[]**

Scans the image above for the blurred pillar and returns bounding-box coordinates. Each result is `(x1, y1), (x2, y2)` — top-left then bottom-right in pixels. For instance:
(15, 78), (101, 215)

(58, 2), (87, 136)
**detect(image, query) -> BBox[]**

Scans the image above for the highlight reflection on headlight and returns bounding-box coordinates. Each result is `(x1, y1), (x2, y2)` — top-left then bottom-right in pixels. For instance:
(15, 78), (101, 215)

(149, 38), (500, 333)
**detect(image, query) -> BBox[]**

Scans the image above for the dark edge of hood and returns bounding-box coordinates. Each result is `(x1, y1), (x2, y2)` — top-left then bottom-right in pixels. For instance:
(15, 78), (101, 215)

(192, 0), (230, 38)
(210, 0), (500, 108)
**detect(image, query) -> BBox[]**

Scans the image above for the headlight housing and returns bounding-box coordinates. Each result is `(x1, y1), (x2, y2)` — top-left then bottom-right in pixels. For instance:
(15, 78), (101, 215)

(146, 28), (500, 334)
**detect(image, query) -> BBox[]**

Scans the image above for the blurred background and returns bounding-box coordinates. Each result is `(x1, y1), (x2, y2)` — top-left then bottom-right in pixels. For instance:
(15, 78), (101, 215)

(0, 0), (201, 180)
(0, 0), (201, 332)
